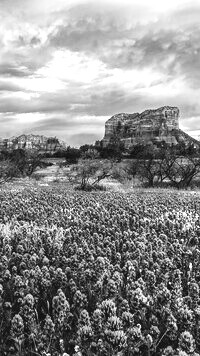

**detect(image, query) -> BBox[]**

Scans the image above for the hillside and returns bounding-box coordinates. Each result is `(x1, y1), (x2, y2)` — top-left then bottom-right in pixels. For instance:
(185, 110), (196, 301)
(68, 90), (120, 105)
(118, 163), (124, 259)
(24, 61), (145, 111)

(100, 106), (199, 149)
(0, 134), (66, 153)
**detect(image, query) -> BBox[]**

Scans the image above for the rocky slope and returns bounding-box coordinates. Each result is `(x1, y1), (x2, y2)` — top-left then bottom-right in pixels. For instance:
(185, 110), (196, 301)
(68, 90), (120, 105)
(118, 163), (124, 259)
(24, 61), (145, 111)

(101, 106), (199, 148)
(0, 134), (66, 152)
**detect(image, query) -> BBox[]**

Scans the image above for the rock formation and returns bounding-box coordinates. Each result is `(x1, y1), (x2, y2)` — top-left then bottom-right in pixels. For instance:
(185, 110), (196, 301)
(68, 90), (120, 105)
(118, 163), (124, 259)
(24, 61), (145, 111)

(101, 106), (198, 148)
(0, 134), (66, 153)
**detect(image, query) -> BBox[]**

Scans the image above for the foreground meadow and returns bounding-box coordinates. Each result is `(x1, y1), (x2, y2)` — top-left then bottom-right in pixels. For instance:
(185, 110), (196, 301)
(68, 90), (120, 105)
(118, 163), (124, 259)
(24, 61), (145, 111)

(0, 186), (200, 356)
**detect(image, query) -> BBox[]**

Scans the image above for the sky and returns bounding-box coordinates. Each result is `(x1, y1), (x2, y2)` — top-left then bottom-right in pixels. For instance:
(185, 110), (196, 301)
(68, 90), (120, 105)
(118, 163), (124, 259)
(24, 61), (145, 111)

(1, 0), (200, 146)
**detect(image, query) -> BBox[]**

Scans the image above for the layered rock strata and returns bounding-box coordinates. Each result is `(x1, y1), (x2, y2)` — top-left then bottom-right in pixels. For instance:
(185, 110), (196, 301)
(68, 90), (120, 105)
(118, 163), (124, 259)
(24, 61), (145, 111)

(0, 134), (66, 152)
(101, 106), (181, 148)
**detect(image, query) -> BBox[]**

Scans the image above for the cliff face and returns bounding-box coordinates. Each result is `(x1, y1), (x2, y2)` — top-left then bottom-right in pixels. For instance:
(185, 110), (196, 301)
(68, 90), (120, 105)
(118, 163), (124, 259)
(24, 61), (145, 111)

(0, 134), (66, 152)
(101, 106), (181, 148)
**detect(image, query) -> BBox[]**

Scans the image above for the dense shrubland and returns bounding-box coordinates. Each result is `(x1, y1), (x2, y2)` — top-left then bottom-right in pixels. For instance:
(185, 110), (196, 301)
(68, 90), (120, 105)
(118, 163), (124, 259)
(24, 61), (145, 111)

(1, 143), (200, 190)
(1, 187), (200, 355)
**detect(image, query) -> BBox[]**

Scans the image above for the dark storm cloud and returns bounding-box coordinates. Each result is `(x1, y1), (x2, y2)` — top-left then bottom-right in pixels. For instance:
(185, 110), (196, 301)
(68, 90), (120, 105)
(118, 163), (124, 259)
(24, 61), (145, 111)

(126, 26), (200, 88)
(31, 117), (76, 130)
(49, 3), (200, 88)
(0, 43), (54, 80)
(0, 86), (131, 116)
(0, 81), (23, 92)
(80, 90), (147, 117)
(16, 89), (150, 117)
(0, 63), (32, 78)
(0, 93), (72, 114)
(30, 36), (41, 46)
(32, 116), (104, 130)
(49, 1), (153, 61)
(49, 5), (133, 56)
(12, 35), (42, 48)
(0, 77), (194, 121)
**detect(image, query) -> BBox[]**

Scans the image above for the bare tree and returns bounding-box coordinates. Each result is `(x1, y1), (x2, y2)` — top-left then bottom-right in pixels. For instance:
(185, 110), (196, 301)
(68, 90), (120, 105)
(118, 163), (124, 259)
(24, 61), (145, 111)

(162, 154), (200, 189)
(0, 149), (43, 184)
(126, 146), (200, 189)
(69, 160), (113, 190)
(24, 151), (43, 178)
(126, 145), (162, 187)
(136, 157), (162, 187)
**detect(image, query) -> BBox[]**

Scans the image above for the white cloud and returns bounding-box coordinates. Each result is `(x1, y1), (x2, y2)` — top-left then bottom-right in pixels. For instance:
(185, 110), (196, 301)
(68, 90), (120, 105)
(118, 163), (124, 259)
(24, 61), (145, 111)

(37, 50), (107, 84)
(0, 0), (200, 144)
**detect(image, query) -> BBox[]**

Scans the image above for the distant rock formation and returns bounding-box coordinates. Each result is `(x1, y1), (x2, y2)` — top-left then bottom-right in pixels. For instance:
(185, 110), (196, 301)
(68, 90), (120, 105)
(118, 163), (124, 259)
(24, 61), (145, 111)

(0, 134), (66, 153)
(100, 106), (199, 148)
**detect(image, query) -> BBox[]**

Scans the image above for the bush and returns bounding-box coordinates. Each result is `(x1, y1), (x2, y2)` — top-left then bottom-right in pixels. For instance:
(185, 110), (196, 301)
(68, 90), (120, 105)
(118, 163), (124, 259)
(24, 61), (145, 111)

(74, 183), (106, 191)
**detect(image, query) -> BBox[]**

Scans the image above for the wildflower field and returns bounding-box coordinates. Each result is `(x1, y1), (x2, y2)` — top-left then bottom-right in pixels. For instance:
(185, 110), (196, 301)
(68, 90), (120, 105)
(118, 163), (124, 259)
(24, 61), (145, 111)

(1, 186), (200, 356)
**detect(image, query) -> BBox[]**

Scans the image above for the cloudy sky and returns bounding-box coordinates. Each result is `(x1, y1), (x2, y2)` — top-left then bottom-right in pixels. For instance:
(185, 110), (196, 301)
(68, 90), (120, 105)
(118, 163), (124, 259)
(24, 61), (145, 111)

(1, 0), (200, 146)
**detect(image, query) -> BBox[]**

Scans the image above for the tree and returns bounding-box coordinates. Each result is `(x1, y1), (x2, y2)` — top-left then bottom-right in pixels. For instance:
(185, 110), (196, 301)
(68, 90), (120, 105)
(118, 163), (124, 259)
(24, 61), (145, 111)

(98, 142), (125, 161)
(91, 161), (114, 187)
(72, 161), (99, 189)
(136, 157), (162, 187)
(162, 151), (200, 189)
(80, 145), (99, 159)
(53, 149), (67, 158)
(69, 160), (113, 190)
(79, 145), (91, 155)
(9, 149), (27, 176)
(64, 147), (81, 164)
(25, 151), (44, 178)
(0, 149), (43, 184)
(128, 144), (147, 159)
(111, 161), (134, 184)
(10, 149), (43, 178)
(127, 146), (162, 187)
(126, 146), (200, 189)
(0, 160), (19, 184)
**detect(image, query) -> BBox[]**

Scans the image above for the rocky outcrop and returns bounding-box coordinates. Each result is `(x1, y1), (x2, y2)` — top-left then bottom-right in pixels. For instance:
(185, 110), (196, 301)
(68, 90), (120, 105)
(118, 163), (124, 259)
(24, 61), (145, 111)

(0, 134), (66, 152)
(101, 106), (187, 148)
